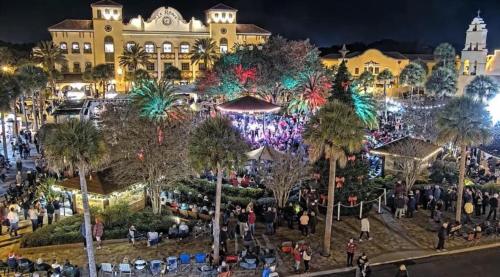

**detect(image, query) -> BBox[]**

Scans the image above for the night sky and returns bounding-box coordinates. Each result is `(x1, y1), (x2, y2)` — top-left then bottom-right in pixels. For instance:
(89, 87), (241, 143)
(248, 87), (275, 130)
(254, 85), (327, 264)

(1, 0), (500, 50)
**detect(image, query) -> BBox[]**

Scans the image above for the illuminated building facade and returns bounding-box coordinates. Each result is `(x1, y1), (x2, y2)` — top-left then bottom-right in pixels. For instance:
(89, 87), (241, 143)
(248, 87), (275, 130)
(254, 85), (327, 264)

(48, 0), (270, 93)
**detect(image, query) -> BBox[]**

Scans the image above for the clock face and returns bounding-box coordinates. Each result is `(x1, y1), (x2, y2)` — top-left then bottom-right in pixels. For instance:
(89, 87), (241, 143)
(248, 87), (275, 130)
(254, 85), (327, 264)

(162, 16), (172, 26)
(104, 25), (112, 32)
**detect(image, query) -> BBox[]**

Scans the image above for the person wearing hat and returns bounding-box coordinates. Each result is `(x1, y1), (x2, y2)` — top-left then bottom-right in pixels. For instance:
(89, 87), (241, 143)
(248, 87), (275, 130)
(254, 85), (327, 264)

(395, 264), (409, 277)
(407, 191), (416, 218)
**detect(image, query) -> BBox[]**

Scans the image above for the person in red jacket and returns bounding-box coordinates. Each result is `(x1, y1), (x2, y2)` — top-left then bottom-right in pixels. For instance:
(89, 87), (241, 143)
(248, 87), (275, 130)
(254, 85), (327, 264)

(247, 209), (256, 235)
(292, 244), (302, 273)
(346, 238), (357, 267)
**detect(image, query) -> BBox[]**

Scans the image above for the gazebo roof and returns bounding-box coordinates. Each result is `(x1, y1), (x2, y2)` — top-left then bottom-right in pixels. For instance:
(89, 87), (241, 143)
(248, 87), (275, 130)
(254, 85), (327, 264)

(217, 96), (280, 114)
(57, 168), (127, 195)
(370, 137), (442, 161)
(246, 145), (284, 161)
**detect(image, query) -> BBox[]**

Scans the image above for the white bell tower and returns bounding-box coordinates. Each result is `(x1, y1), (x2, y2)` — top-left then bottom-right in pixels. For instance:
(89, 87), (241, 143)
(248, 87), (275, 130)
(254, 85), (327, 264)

(461, 10), (488, 75)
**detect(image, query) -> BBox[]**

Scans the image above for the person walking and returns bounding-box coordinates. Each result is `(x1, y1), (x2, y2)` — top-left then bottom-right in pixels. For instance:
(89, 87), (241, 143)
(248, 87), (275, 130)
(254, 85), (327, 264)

(482, 192), (490, 215)
(264, 207), (274, 235)
(427, 195), (436, 219)
(346, 238), (357, 267)
(474, 191), (483, 217)
(7, 207), (19, 237)
(46, 201), (55, 225)
(395, 194), (405, 219)
(299, 211), (309, 236)
(436, 222), (448, 251)
(15, 171), (22, 185)
(53, 199), (61, 222)
(309, 211), (317, 235)
(37, 204), (46, 228)
(464, 201), (474, 225)
(80, 222), (87, 249)
(361, 262), (372, 277)
(28, 206), (39, 232)
(395, 264), (409, 277)
(407, 192), (416, 218)
(93, 218), (104, 249)
(302, 245), (312, 272)
(359, 217), (372, 241)
(292, 244), (302, 273)
(486, 193), (498, 221)
(238, 209), (248, 238)
(356, 253), (368, 277)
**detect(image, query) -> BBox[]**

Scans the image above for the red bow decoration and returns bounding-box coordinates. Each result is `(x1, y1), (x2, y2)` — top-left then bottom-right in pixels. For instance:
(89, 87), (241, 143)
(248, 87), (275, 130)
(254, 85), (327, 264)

(348, 155), (356, 162)
(348, 195), (358, 206)
(157, 126), (164, 145)
(336, 176), (345, 188)
(137, 149), (145, 161)
(234, 64), (256, 84)
(341, 81), (350, 91)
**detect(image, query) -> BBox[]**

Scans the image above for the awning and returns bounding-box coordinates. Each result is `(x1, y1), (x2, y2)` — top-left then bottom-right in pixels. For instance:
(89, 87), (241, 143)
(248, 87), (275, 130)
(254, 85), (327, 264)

(217, 95), (280, 114)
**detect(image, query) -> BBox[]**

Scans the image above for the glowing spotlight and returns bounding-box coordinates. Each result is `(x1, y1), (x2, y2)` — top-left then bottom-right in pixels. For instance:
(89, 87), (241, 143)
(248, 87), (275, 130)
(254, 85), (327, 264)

(488, 93), (500, 123)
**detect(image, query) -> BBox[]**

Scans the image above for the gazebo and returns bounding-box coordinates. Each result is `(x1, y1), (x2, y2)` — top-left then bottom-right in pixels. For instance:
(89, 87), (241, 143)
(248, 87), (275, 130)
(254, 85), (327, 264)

(246, 145), (284, 161)
(217, 95), (281, 114)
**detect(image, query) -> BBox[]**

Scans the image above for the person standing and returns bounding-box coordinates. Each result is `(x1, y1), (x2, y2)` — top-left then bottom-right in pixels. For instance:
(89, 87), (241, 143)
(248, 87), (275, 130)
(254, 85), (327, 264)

(53, 199), (61, 223)
(15, 171), (22, 185)
(395, 195), (405, 219)
(93, 218), (104, 249)
(299, 211), (309, 236)
(474, 191), (483, 217)
(359, 217), (372, 241)
(464, 201), (474, 224)
(37, 204), (46, 228)
(264, 207), (274, 235)
(248, 209), (256, 235)
(238, 209), (248, 238)
(46, 201), (55, 225)
(346, 238), (357, 267)
(407, 192), (416, 218)
(302, 245), (312, 272)
(227, 213), (238, 240)
(28, 206), (39, 231)
(309, 211), (317, 235)
(486, 193), (498, 221)
(427, 195), (436, 219)
(292, 244), (302, 273)
(7, 207), (19, 237)
(482, 192), (490, 216)
(284, 203), (295, 229)
(80, 222), (87, 249)
(436, 222), (448, 251)
(362, 262), (372, 277)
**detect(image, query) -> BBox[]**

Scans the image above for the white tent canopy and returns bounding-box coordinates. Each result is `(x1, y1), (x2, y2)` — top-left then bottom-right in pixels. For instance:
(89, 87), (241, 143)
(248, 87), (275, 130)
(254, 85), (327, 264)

(246, 145), (284, 161)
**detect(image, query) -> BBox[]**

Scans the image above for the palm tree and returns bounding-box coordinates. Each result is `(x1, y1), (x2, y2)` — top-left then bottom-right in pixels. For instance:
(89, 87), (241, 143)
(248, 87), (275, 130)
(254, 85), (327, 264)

(125, 69), (151, 85)
(377, 69), (393, 121)
(32, 41), (66, 96)
(42, 119), (107, 277)
(0, 72), (21, 159)
(304, 100), (365, 256)
(357, 71), (374, 94)
(130, 79), (188, 213)
(190, 38), (219, 69)
(434, 42), (456, 69)
(91, 64), (114, 98)
(465, 75), (499, 103)
(400, 62), (426, 103)
(188, 116), (249, 264)
(437, 97), (493, 222)
(15, 64), (48, 131)
(425, 67), (457, 98)
(119, 45), (150, 87)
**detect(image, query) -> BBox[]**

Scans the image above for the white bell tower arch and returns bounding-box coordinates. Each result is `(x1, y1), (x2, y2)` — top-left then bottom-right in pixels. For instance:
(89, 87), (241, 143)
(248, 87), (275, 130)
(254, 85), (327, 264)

(460, 10), (488, 75)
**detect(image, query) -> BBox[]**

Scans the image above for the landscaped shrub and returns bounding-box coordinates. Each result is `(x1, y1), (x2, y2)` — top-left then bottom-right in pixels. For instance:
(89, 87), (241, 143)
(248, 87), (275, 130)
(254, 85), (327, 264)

(20, 206), (178, 248)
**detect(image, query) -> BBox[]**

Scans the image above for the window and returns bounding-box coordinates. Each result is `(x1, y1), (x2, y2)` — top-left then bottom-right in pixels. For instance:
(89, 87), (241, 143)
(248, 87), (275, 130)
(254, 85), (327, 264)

(219, 38), (228, 53)
(73, 62), (81, 73)
(60, 42), (68, 53)
(199, 63), (206, 71)
(104, 36), (114, 63)
(85, 62), (92, 71)
(97, 10), (102, 19)
(126, 42), (135, 51)
(146, 63), (155, 71)
(83, 43), (92, 53)
(105, 9), (110, 14)
(354, 68), (359, 75)
(71, 43), (80, 54)
(61, 62), (69, 73)
(374, 67), (380, 74)
(181, 63), (190, 71)
(180, 43), (190, 53)
(113, 9), (118, 15)
(163, 42), (172, 53)
(144, 43), (155, 53)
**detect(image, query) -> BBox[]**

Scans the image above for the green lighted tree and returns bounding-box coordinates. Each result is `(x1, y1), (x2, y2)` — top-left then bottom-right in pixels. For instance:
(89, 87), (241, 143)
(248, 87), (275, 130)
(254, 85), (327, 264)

(188, 116), (249, 265)
(304, 100), (365, 257)
(465, 75), (499, 103)
(42, 119), (108, 277)
(437, 97), (492, 222)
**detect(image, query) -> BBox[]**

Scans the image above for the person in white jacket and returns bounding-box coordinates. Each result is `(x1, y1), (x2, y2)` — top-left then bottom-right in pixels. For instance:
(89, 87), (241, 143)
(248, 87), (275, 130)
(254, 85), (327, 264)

(359, 217), (372, 242)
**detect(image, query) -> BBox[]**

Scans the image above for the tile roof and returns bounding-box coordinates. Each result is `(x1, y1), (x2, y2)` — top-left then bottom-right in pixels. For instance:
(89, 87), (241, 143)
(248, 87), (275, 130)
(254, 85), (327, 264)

(91, 0), (122, 7)
(207, 3), (238, 11)
(48, 19), (93, 31)
(236, 24), (271, 35)
(322, 50), (413, 60)
(404, 54), (436, 61)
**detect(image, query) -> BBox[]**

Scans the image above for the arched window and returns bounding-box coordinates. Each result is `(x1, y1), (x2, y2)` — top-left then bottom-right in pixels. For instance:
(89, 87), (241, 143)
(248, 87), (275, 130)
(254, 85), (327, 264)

(163, 42), (172, 53)
(104, 36), (114, 62)
(125, 41), (136, 51)
(60, 42), (68, 53)
(71, 42), (80, 54)
(219, 38), (228, 53)
(180, 42), (190, 53)
(144, 42), (156, 53)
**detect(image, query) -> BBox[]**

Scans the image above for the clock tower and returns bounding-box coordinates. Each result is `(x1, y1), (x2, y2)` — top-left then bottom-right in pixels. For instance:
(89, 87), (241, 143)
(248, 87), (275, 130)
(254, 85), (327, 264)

(206, 4), (238, 53)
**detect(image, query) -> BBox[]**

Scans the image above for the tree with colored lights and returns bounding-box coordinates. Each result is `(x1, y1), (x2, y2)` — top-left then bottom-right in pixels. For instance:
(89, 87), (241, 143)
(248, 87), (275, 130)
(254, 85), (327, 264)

(0, 72), (20, 158)
(356, 70), (375, 94)
(15, 64), (48, 131)
(304, 100), (365, 257)
(42, 119), (108, 277)
(377, 68), (393, 121)
(191, 38), (219, 69)
(329, 60), (352, 104)
(425, 67), (457, 98)
(188, 116), (249, 265)
(437, 97), (493, 222)
(400, 62), (426, 102)
(465, 75), (499, 103)
(91, 64), (114, 98)
(288, 70), (331, 114)
(32, 41), (66, 96)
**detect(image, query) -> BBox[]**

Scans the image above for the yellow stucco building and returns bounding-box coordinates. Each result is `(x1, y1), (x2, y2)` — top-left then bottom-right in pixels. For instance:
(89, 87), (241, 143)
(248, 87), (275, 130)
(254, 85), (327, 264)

(48, 0), (270, 94)
(321, 47), (436, 96)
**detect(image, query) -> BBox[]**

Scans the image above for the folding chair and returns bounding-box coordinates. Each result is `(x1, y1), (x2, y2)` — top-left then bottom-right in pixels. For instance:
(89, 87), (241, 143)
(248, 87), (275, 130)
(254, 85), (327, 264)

(100, 263), (114, 276)
(194, 253), (207, 267)
(179, 253), (191, 272)
(149, 260), (163, 277)
(166, 256), (178, 275)
(118, 263), (132, 277)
